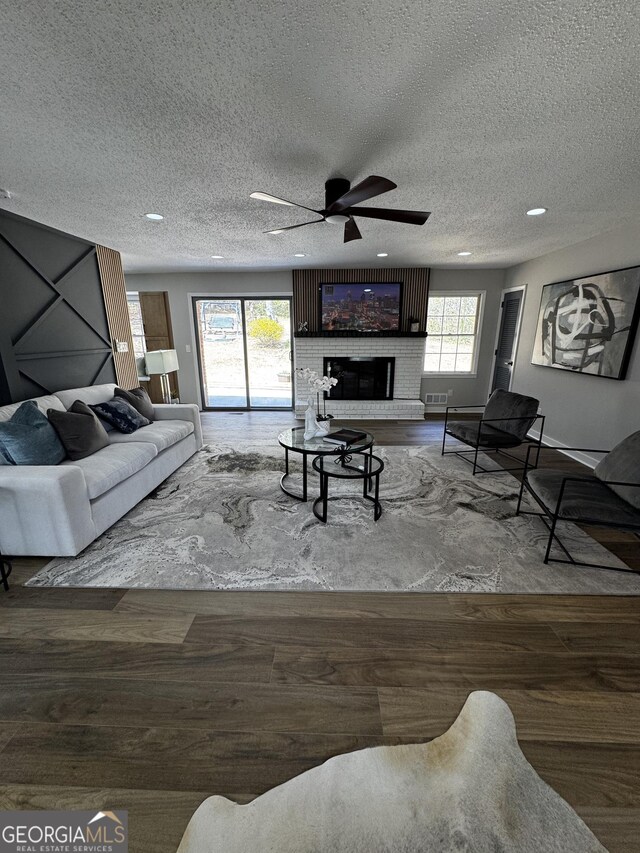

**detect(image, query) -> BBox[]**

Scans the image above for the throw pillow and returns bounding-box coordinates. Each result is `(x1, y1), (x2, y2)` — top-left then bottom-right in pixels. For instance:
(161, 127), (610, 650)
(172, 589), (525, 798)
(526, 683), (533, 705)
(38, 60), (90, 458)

(90, 398), (151, 434)
(114, 386), (155, 421)
(594, 429), (640, 510)
(48, 400), (110, 461)
(0, 400), (67, 465)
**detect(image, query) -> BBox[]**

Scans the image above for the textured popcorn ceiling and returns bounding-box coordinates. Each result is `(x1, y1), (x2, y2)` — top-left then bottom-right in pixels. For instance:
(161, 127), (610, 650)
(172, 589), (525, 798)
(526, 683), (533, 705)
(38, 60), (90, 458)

(0, 0), (639, 272)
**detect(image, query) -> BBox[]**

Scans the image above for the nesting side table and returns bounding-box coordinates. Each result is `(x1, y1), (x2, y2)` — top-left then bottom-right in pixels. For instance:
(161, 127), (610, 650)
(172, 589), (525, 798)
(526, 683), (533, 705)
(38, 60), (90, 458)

(312, 451), (384, 523)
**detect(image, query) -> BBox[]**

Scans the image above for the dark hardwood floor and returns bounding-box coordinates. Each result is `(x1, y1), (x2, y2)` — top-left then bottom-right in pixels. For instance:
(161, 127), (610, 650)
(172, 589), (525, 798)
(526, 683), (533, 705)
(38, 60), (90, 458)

(0, 412), (638, 852)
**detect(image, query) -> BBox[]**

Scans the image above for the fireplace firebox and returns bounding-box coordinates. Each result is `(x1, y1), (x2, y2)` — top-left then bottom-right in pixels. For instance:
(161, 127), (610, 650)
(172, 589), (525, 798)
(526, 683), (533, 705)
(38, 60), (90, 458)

(324, 357), (395, 401)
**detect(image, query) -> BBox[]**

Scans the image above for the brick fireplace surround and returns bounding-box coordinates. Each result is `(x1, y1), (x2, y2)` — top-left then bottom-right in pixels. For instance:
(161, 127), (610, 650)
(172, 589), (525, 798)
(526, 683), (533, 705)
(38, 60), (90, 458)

(292, 267), (429, 419)
(294, 336), (425, 419)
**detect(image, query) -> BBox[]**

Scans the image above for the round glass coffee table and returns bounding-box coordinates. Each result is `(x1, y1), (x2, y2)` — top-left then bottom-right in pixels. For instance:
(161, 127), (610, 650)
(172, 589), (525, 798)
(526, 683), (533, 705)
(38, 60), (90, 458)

(277, 427), (374, 502)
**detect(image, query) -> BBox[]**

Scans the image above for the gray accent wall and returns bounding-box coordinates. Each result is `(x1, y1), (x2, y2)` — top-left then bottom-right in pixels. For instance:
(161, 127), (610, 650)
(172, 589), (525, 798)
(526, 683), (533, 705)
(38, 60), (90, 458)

(505, 220), (640, 455)
(0, 210), (116, 404)
(126, 271), (293, 406)
(420, 268), (506, 407)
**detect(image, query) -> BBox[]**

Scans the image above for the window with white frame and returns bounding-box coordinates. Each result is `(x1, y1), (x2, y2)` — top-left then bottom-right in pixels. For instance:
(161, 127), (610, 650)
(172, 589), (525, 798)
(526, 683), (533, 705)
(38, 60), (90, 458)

(126, 293), (147, 360)
(424, 292), (483, 374)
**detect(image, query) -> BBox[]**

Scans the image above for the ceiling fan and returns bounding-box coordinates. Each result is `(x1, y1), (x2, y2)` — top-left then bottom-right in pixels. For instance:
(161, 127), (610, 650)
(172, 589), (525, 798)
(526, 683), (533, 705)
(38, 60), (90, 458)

(250, 176), (431, 243)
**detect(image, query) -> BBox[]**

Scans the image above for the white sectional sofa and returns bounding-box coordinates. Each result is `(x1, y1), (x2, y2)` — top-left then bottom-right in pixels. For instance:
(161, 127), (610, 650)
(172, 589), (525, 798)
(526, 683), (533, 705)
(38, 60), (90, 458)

(0, 383), (203, 556)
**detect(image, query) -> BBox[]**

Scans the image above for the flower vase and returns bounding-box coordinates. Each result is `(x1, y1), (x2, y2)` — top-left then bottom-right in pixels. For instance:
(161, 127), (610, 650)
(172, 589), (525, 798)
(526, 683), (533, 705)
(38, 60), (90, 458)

(303, 396), (321, 440)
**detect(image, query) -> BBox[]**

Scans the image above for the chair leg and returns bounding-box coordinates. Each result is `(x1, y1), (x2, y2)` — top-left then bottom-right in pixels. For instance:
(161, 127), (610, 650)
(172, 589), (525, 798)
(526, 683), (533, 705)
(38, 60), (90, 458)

(516, 476), (526, 515)
(441, 428), (447, 456)
(0, 554), (11, 592)
(472, 443), (480, 475)
(544, 515), (559, 564)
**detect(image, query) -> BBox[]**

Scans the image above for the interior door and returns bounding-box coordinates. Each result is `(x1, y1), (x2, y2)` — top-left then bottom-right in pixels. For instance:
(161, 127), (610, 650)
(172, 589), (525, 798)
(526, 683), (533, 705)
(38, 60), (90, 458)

(491, 288), (524, 392)
(139, 291), (179, 403)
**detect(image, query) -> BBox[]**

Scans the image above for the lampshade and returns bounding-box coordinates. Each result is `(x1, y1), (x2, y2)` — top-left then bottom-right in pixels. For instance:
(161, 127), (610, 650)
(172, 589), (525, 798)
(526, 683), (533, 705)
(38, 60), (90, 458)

(145, 349), (179, 375)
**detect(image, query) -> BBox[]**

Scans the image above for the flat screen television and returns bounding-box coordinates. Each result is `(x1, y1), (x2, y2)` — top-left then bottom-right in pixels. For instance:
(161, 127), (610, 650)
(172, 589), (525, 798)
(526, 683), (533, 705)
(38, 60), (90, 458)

(320, 283), (402, 332)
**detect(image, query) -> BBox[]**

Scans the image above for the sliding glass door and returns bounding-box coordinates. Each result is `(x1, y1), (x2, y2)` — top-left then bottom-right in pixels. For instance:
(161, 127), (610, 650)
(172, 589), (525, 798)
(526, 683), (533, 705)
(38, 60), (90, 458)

(193, 298), (293, 410)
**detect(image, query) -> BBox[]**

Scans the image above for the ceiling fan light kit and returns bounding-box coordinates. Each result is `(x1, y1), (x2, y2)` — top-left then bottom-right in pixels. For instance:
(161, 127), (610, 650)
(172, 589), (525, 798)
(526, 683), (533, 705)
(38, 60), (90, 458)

(251, 176), (431, 243)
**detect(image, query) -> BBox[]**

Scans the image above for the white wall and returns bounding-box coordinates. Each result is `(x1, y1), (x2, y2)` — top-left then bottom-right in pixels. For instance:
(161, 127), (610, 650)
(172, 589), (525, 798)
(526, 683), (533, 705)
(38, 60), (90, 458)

(125, 271), (292, 406)
(421, 268), (506, 406)
(505, 220), (640, 453)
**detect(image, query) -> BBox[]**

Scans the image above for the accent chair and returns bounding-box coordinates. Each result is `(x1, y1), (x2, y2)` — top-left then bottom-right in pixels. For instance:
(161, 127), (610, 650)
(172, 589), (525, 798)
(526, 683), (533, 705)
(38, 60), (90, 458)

(516, 431), (640, 571)
(442, 388), (544, 475)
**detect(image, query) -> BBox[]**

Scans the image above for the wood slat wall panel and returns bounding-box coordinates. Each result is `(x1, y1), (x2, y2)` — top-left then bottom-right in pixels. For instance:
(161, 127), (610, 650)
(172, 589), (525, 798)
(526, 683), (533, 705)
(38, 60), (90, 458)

(96, 245), (139, 389)
(293, 268), (430, 332)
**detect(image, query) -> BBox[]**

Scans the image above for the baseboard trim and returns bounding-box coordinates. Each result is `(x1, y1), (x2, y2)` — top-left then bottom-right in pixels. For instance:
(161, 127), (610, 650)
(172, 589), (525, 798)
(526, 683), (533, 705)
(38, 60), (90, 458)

(528, 429), (604, 469)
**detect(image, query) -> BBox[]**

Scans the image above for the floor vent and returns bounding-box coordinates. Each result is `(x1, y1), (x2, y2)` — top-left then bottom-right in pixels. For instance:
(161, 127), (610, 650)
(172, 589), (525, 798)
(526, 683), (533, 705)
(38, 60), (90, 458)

(425, 393), (449, 404)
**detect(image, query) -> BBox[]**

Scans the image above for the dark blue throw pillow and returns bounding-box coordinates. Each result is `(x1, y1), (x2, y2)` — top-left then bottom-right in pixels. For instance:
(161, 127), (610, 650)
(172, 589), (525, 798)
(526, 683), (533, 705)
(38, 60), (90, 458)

(0, 400), (66, 465)
(90, 398), (151, 434)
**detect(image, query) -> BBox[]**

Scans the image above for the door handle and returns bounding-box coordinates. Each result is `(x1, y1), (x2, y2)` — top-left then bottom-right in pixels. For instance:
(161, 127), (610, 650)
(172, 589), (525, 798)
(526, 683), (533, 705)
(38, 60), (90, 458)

(506, 361), (513, 366)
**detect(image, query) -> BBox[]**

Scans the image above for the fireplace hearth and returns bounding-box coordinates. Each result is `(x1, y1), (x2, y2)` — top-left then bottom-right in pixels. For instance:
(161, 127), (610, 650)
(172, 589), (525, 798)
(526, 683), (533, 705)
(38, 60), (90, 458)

(324, 356), (395, 401)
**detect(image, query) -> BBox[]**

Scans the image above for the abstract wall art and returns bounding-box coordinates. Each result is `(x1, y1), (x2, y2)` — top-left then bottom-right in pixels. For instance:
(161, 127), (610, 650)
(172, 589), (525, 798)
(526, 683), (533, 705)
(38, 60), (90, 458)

(531, 265), (640, 379)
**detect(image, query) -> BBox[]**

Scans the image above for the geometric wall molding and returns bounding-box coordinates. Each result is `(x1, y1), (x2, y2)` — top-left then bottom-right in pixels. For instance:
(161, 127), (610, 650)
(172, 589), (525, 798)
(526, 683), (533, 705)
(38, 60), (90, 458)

(0, 209), (124, 404)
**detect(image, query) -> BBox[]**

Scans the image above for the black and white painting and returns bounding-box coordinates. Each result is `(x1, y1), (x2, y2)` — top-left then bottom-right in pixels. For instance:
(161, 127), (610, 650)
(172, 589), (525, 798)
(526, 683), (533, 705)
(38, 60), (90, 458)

(532, 265), (640, 379)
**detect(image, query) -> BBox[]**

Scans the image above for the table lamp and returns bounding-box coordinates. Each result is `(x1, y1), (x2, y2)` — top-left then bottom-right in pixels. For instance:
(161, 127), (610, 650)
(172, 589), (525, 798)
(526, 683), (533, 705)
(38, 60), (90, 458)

(145, 349), (179, 404)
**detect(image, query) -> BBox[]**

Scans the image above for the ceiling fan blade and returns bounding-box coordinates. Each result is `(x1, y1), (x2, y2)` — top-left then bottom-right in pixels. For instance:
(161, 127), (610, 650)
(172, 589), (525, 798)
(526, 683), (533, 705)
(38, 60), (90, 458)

(250, 191), (320, 216)
(345, 206), (431, 226)
(328, 176), (397, 212)
(264, 219), (324, 234)
(344, 217), (362, 243)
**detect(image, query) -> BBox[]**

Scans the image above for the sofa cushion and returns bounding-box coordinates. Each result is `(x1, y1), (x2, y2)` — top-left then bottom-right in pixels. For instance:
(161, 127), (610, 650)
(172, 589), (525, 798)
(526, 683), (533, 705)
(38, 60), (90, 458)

(526, 469), (640, 526)
(48, 401), (110, 461)
(115, 386), (155, 421)
(62, 441), (157, 499)
(0, 401), (66, 465)
(594, 430), (640, 510)
(0, 394), (66, 423)
(55, 384), (118, 411)
(483, 389), (539, 440)
(91, 398), (151, 433)
(108, 419), (194, 453)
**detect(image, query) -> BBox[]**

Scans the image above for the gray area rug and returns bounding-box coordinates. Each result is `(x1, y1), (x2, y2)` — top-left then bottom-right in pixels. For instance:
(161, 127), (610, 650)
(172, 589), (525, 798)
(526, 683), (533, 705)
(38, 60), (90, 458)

(177, 690), (606, 853)
(27, 444), (640, 593)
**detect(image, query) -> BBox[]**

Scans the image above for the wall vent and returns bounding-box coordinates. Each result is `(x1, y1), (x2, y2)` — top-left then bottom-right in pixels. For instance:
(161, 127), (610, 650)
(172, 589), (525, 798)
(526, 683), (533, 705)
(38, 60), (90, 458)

(425, 393), (449, 404)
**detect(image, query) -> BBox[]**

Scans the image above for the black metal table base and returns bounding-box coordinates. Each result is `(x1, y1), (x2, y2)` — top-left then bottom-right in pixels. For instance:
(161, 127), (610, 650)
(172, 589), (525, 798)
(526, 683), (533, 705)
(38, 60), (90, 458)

(280, 446), (311, 501)
(312, 452), (384, 523)
(279, 442), (374, 503)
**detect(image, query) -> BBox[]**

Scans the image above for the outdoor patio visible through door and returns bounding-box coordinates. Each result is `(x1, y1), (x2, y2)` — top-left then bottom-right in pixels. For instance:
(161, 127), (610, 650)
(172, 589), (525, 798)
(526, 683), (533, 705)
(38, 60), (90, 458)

(193, 298), (293, 409)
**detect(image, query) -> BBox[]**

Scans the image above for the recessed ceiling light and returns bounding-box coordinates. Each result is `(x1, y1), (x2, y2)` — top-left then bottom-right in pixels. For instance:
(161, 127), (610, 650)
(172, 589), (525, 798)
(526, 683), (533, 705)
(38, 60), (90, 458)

(144, 213), (164, 220)
(377, 252), (388, 257)
(526, 207), (547, 216)
(457, 251), (472, 256)
(210, 255), (224, 259)
(294, 253), (306, 257)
